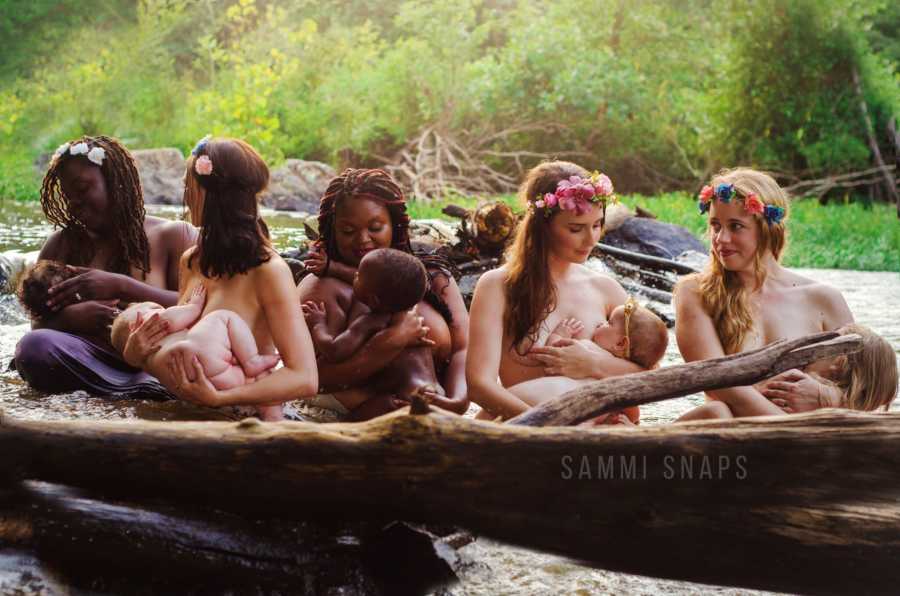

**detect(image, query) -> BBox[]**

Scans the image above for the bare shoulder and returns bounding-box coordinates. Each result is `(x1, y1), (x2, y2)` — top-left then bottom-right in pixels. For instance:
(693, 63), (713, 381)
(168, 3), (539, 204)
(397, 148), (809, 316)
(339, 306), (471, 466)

(673, 274), (706, 313)
(254, 252), (293, 283)
(473, 266), (508, 294)
(37, 229), (66, 261)
(582, 266), (627, 302)
(147, 217), (197, 251)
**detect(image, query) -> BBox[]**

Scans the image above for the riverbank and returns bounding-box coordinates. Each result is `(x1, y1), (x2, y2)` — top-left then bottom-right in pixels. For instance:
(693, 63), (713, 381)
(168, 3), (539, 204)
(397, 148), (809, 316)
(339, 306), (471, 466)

(406, 193), (900, 273)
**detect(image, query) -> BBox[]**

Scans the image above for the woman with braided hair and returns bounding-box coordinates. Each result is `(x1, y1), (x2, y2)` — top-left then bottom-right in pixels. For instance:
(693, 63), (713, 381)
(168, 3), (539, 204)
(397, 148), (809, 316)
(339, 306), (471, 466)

(297, 168), (469, 420)
(13, 135), (197, 395)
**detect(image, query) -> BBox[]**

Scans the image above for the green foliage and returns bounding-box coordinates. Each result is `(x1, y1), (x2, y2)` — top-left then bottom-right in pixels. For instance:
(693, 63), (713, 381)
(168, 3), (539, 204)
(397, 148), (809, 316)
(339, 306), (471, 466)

(0, 0), (898, 206)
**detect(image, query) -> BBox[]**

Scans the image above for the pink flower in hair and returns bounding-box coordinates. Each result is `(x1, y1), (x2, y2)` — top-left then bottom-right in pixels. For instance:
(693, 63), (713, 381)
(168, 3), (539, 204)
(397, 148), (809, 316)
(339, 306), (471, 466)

(744, 193), (765, 215)
(195, 155), (213, 176)
(534, 199), (545, 209)
(544, 193), (558, 207)
(593, 173), (613, 196)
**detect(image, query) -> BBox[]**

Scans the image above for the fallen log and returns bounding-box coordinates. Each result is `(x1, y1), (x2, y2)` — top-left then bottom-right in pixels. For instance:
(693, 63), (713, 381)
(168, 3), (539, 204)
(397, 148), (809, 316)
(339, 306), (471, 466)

(509, 332), (861, 427)
(0, 406), (899, 594)
(0, 480), (464, 594)
(594, 242), (698, 275)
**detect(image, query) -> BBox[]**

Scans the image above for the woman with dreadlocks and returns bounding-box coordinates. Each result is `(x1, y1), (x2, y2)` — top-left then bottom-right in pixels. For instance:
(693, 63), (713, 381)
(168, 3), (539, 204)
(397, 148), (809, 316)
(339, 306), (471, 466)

(125, 137), (318, 412)
(296, 168), (469, 420)
(13, 135), (197, 395)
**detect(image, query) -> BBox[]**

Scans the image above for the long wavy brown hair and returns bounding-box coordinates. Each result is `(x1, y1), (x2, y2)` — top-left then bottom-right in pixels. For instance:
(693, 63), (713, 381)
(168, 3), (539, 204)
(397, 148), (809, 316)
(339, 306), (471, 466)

(503, 161), (599, 352)
(315, 168), (454, 322)
(680, 168), (790, 354)
(187, 138), (272, 278)
(40, 135), (149, 277)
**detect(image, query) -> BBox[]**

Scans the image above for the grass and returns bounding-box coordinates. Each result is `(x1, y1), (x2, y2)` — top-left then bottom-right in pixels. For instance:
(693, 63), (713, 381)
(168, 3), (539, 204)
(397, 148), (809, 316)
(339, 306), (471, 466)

(409, 192), (900, 273)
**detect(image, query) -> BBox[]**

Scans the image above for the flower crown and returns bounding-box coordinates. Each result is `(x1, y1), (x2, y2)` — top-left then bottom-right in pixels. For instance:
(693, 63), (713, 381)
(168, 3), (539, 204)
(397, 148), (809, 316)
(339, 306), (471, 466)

(531, 172), (617, 217)
(191, 135), (213, 176)
(52, 141), (106, 167)
(698, 183), (785, 225)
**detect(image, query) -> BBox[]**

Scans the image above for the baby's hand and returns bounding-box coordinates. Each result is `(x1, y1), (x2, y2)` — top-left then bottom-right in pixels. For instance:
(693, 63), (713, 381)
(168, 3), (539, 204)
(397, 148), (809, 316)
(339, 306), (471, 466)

(188, 284), (207, 306)
(301, 300), (327, 327)
(550, 317), (584, 340)
(304, 250), (328, 276)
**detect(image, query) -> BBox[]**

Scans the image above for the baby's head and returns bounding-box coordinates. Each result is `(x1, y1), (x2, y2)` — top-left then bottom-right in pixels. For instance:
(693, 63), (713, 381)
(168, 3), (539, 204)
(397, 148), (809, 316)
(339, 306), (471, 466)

(110, 301), (165, 354)
(17, 260), (77, 321)
(591, 298), (668, 369)
(826, 324), (897, 412)
(353, 248), (428, 314)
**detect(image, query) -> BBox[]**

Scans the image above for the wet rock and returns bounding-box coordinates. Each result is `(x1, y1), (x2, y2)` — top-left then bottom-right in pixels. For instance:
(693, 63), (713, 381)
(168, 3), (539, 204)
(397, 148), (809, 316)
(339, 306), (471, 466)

(261, 160), (335, 212)
(602, 217), (707, 260)
(133, 148), (187, 205)
(675, 249), (709, 271)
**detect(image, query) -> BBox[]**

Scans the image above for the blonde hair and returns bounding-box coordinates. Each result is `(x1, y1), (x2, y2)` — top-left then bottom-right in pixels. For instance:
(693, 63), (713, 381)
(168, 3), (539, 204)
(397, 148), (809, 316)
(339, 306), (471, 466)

(503, 161), (600, 351)
(833, 324), (898, 411)
(685, 168), (790, 354)
(627, 306), (669, 369)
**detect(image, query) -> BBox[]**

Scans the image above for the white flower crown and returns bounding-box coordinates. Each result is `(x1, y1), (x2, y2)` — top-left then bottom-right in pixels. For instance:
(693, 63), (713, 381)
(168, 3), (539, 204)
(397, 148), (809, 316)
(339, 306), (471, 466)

(52, 141), (106, 167)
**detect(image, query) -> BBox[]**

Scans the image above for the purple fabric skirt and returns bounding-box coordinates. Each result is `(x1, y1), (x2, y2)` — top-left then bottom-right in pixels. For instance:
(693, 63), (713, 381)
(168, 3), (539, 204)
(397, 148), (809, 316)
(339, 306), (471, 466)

(13, 329), (172, 399)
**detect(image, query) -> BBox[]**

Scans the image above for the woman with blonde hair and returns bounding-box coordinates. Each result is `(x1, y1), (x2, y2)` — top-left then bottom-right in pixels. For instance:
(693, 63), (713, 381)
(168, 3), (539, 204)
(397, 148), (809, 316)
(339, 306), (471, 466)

(676, 167), (856, 419)
(467, 161), (642, 420)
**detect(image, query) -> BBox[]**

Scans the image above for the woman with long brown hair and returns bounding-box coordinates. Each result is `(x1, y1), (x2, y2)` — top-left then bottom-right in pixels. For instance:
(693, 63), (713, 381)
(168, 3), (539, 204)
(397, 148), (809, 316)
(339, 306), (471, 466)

(127, 137), (318, 410)
(466, 161), (641, 420)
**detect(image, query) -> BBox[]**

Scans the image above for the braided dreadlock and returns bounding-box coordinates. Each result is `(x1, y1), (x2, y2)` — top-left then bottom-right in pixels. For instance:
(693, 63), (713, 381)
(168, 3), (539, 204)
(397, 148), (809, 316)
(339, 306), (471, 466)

(40, 135), (149, 278)
(316, 168), (455, 323)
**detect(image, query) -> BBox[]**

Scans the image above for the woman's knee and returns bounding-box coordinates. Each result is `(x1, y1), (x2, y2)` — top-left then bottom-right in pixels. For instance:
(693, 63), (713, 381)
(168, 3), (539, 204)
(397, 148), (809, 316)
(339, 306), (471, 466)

(14, 329), (59, 370)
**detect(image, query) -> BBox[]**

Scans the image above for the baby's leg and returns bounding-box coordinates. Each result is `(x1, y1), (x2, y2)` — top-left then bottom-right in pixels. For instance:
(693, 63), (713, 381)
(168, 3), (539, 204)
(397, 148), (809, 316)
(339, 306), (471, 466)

(256, 404), (284, 421)
(214, 311), (280, 377)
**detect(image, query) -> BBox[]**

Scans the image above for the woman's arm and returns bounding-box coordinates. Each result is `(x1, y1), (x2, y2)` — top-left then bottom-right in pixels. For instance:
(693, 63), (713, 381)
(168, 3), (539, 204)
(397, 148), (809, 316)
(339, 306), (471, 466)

(465, 269), (531, 420)
(431, 273), (469, 414)
(172, 258), (319, 406)
(529, 338), (643, 378)
(675, 278), (783, 417)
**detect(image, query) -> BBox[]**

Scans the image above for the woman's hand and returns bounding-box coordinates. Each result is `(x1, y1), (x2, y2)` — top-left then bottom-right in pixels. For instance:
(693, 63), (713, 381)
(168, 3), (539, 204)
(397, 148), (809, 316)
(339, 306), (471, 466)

(760, 369), (842, 413)
(56, 299), (120, 337)
(167, 353), (222, 407)
(528, 338), (609, 379)
(121, 311), (169, 367)
(47, 266), (125, 310)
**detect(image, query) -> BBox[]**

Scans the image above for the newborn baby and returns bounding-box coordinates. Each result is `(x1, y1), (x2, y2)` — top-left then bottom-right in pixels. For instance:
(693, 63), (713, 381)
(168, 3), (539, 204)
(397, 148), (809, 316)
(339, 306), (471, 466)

(510, 297), (669, 424)
(110, 285), (282, 419)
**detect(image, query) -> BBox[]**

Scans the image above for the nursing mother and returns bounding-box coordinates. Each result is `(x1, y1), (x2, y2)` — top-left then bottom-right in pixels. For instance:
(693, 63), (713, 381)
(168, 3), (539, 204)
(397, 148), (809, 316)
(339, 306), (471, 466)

(676, 168), (853, 420)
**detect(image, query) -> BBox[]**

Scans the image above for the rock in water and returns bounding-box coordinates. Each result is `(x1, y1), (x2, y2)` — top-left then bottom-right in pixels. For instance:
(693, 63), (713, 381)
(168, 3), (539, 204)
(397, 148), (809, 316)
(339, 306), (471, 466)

(262, 160), (336, 212)
(602, 217), (707, 259)
(132, 148), (187, 205)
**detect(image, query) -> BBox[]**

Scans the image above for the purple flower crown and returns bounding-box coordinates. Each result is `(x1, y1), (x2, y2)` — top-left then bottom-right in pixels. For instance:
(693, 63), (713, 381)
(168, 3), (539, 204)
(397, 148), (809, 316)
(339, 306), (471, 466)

(531, 172), (617, 217)
(698, 183), (785, 225)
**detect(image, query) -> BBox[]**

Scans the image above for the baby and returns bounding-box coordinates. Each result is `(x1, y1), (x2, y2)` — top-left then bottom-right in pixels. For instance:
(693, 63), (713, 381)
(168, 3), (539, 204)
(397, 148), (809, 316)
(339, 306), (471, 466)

(509, 297), (669, 424)
(302, 248), (447, 420)
(110, 285), (282, 420)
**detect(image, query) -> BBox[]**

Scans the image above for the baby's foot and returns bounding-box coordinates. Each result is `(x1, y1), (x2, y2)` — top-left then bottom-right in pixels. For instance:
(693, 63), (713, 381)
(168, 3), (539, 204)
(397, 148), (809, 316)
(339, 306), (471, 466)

(550, 317), (584, 340)
(243, 353), (281, 377)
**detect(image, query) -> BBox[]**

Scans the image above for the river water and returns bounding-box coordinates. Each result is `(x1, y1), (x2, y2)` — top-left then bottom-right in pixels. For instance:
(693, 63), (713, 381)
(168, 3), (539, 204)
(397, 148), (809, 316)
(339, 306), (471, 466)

(0, 200), (897, 594)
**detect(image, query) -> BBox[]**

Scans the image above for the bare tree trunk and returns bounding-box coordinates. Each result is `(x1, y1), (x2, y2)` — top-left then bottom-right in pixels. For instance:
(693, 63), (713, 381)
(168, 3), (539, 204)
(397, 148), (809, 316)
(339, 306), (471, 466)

(852, 67), (899, 214)
(0, 408), (899, 594)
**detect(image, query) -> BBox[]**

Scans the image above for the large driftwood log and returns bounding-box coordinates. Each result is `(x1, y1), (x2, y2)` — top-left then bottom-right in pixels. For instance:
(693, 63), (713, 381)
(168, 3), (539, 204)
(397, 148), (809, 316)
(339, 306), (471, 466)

(510, 332), (861, 427)
(0, 480), (464, 594)
(0, 408), (899, 594)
